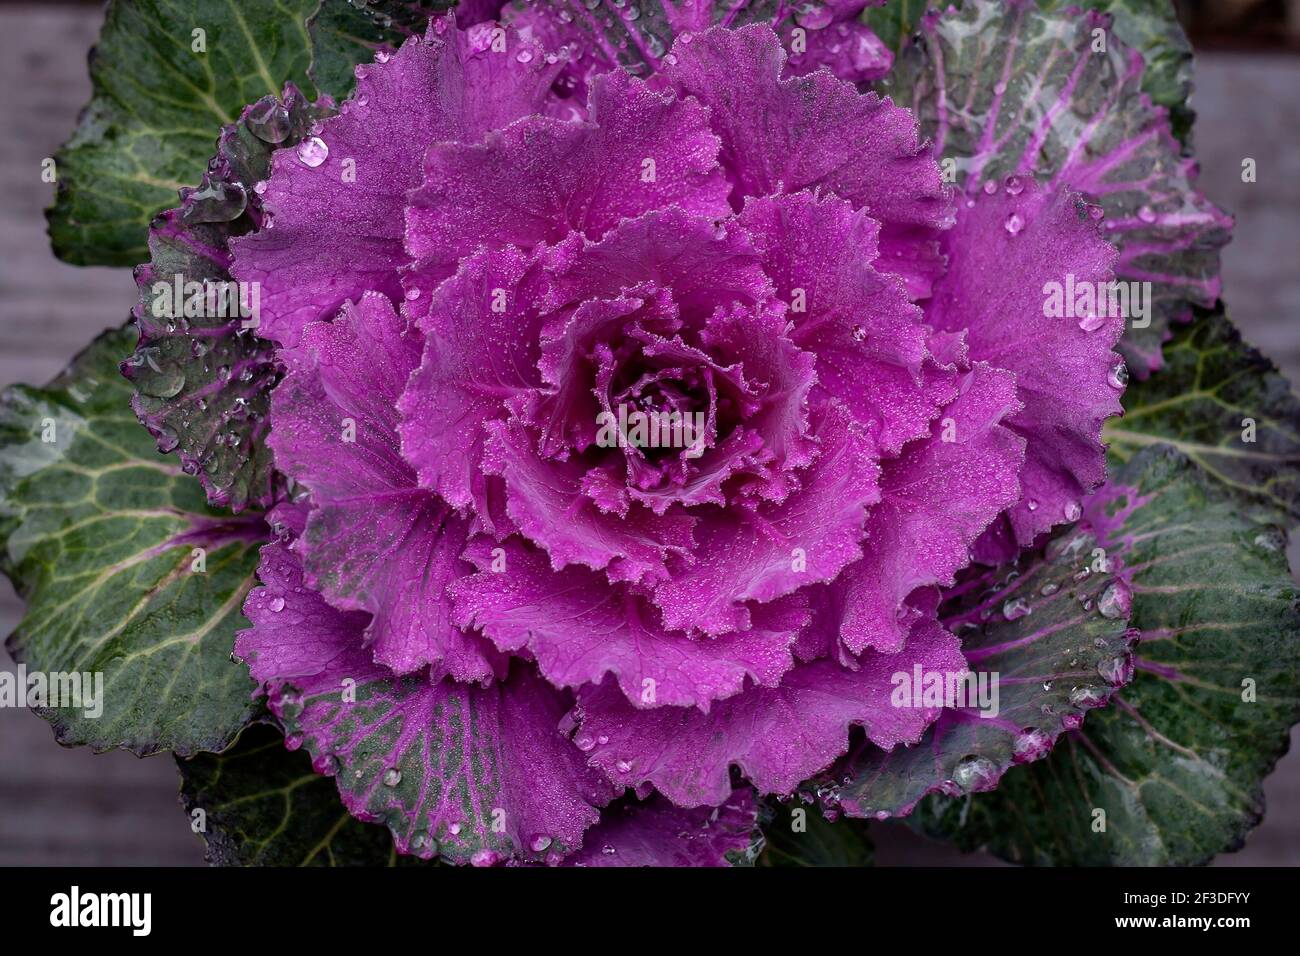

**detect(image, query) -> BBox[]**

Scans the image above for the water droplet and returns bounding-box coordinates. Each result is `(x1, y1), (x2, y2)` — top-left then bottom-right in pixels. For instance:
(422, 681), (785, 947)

(1064, 500), (1082, 522)
(530, 834), (553, 853)
(1253, 529), (1285, 552)
(382, 767), (402, 787)
(268, 596), (285, 612)
(404, 287), (421, 301)
(601, 844), (617, 855)
(1108, 361), (1129, 389)
(1004, 212), (1025, 235)
(1097, 579), (1132, 619)
(448, 822), (461, 836)
(574, 734), (596, 752)
(1137, 204), (1157, 223)
(952, 755), (998, 792)
(246, 99), (292, 143)
(1040, 581), (1060, 597)
(1026, 498), (1038, 511)
(375, 50), (391, 63)
(296, 136), (329, 168)
(1097, 654), (1131, 686)
(1069, 686), (1105, 708)
(183, 181), (247, 224)
(1012, 728), (1051, 763)
(470, 849), (500, 867)
(313, 754), (339, 775)
(615, 759), (633, 773)
(516, 48), (534, 64)
(794, 2), (834, 29)
(1003, 175), (1024, 196)
(851, 325), (867, 342)
(1077, 311), (1106, 332)
(1000, 597), (1030, 621)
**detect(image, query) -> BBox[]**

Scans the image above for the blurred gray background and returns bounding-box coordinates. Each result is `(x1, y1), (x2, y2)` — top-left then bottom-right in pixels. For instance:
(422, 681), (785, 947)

(0, 1), (1297, 865)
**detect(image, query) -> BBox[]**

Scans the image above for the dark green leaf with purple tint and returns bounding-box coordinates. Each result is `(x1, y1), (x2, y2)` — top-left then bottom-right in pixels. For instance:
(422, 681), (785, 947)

(816, 527), (1135, 821)
(308, 0), (458, 99)
(758, 800), (874, 866)
(125, 88), (331, 512)
(913, 446), (1300, 865)
(0, 328), (263, 755)
(888, 0), (1230, 374)
(178, 722), (424, 865)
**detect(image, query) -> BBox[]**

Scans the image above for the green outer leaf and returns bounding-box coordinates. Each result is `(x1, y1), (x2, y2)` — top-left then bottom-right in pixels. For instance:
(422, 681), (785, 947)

(47, 0), (321, 266)
(178, 722), (420, 866)
(307, 0), (456, 100)
(1106, 308), (1300, 524)
(913, 446), (1300, 865)
(1, 327), (262, 755)
(758, 801), (874, 866)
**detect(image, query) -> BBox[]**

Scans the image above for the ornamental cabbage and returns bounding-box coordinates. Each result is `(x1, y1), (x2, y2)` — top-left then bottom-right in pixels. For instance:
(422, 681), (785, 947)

(227, 7), (1124, 865)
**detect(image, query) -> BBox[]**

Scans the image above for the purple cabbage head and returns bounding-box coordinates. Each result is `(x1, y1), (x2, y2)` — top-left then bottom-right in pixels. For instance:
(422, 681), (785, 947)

(228, 8), (1125, 865)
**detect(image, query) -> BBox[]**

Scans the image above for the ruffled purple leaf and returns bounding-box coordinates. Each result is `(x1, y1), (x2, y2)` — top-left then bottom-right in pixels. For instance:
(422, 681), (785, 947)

(405, 69), (730, 272)
(451, 536), (805, 710)
(269, 292), (497, 680)
(664, 23), (951, 227)
(650, 405), (880, 636)
(230, 18), (565, 349)
(925, 180), (1124, 556)
(564, 790), (759, 866)
(824, 362), (1024, 657)
(575, 616), (967, 807)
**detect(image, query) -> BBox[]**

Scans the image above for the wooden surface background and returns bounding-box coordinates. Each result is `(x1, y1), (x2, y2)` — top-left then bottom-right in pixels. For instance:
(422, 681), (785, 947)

(1, 3), (1298, 866)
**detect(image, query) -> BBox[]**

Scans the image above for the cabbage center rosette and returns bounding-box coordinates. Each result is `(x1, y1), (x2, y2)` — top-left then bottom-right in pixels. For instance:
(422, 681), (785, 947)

(229, 14), (1125, 865)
